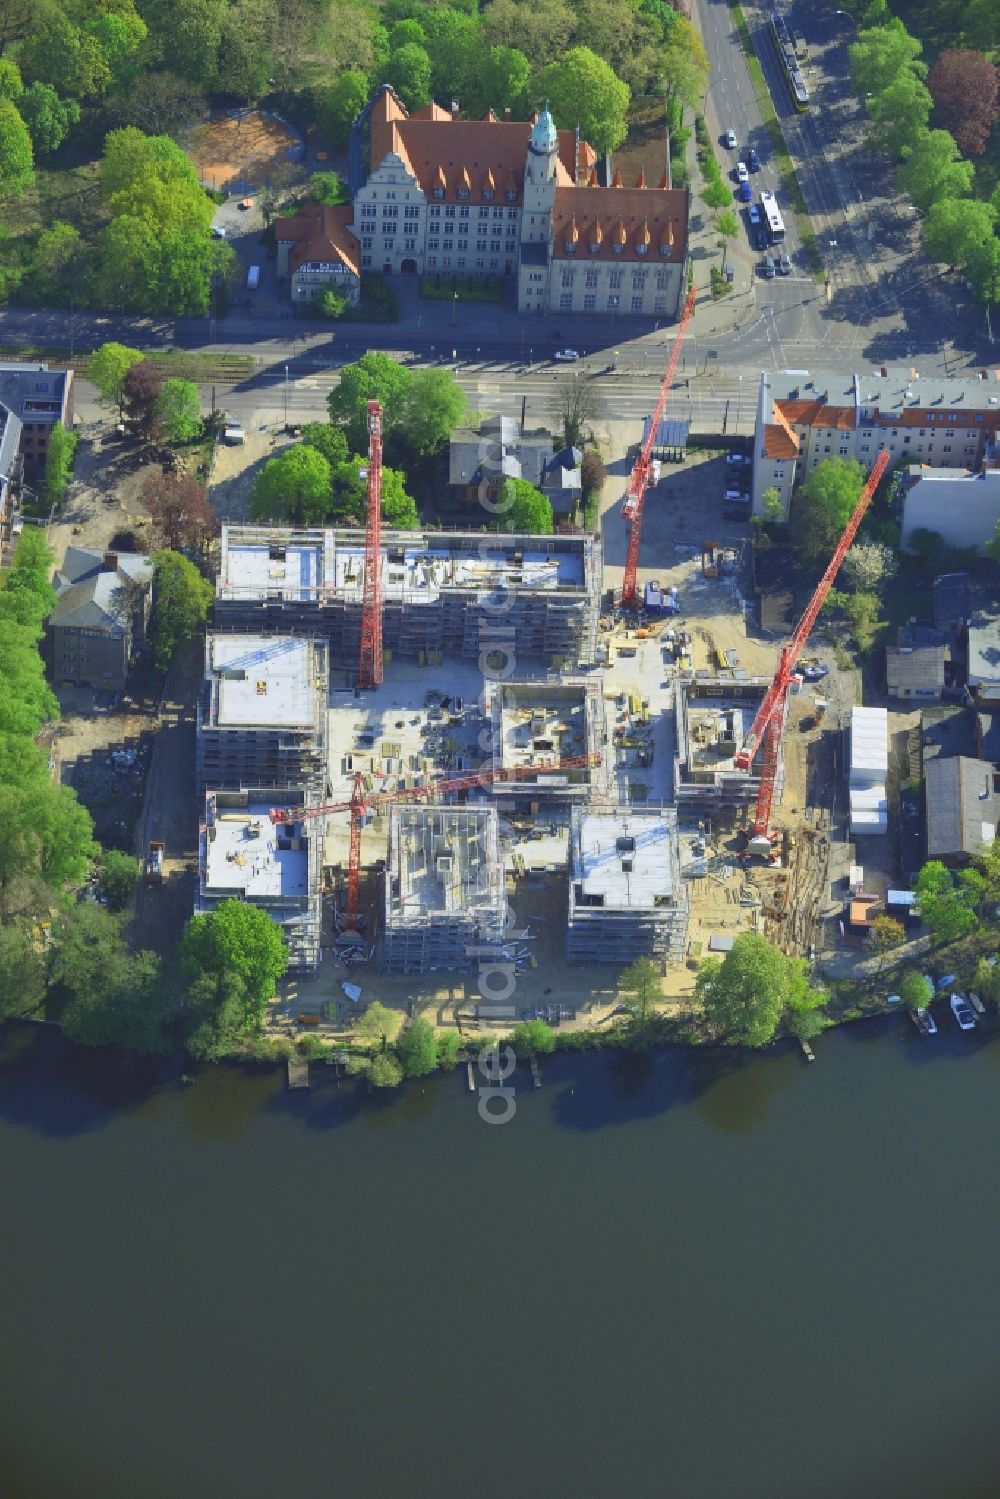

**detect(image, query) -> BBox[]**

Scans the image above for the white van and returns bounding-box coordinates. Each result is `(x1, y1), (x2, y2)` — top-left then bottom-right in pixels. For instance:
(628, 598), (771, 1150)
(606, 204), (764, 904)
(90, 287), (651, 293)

(247, 265), (260, 291)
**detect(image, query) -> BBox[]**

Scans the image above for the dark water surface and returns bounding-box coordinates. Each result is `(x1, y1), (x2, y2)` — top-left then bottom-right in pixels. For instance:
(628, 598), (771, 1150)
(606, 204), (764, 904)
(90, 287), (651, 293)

(1, 1017), (998, 1499)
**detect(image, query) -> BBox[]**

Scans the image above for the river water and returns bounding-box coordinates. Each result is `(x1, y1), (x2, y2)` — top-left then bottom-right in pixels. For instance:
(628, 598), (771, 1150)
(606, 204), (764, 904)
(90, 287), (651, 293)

(1, 1016), (998, 1499)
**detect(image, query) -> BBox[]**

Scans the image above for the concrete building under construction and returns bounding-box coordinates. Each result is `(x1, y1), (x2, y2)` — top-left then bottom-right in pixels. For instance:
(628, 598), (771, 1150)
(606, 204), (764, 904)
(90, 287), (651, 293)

(484, 678), (610, 805)
(673, 676), (779, 815)
(382, 805), (507, 974)
(566, 807), (688, 963)
(197, 789), (322, 971)
(197, 633), (329, 796)
(214, 524), (602, 670)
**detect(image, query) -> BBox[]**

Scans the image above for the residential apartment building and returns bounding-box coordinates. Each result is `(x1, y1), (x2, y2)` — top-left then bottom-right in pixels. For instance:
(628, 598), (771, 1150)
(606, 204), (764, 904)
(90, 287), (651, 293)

(0, 362), (73, 479)
(348, 87), (688, 318)
(752, 369), (1000, 520)
(48, 547), (153, 689)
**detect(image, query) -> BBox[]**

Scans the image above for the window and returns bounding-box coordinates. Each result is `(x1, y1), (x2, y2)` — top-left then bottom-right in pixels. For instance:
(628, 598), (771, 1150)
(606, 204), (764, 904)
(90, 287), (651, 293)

(584, 294), (596, 310)
(637, 243), (648, 256)
(404, 238), (416, 252)
(654, 298), (667, 314)
(457, 239), (467, 251)
(505, 190), (517, 203)
(492, 207), (503, 220)
(476, 258), (485, 268)
(943, 444), (952, 453)
(609, 269), (622, 289)
(561, 268), (574, 286)
(483, 188), (494, 201)
(507, 207), (518, 220)
(459, 205), (470, 219)
(505, 238), (516, 251)
(612, 243), (623, 256)
(903, 435), (911, 444)
(632, 270), (646, 288)
(589, 241), (600, 255)
(823, 444), (830, 452)
(458, 186), (469, 200)
(477, 239), (487, 253)
(655, 271), (668, 290)
(445, 205), (456, 218)
(585, 269), (598, 288)
(630, 295), (643, 312)
(560, 293), (572, 310)
(443, 236), (453, 248)
(362, 255), (372, 268)
(427, 256), (437, 268)
(361, 203), (376, 219)
(361, 237), (373, 250)
(381, 205), (397, 219)
(860, 444), (870, 454)
(564, 241), (577, 255)
(428, 239), (439, 251)
(429, 205), (441, 218)
(404, 205), (419, 220)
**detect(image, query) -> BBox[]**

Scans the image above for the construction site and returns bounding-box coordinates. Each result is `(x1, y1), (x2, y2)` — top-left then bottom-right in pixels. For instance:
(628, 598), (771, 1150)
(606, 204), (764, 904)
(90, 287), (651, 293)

(187, 309), (889, 1028)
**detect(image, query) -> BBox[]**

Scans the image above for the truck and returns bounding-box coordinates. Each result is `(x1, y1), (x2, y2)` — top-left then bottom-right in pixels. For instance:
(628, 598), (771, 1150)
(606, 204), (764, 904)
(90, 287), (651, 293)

(247, 265), (260, 291)
(145, 841), (164, 885)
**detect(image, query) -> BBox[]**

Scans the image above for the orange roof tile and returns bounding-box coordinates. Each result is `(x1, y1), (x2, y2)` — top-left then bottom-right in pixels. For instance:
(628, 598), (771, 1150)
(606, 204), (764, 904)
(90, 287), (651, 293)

(777, 398), (855, 432)
(551, 187), (688, 262)
(579, 141), (596, 168)
(636, 167), (647, 188)
(371, 109), (579, 204)
(276, 201), (360, 278)
(763, 423), (799, 460)
(611, 167), (623, 187)
(587, 166), (598, 186)
(658, 169), (670, 189)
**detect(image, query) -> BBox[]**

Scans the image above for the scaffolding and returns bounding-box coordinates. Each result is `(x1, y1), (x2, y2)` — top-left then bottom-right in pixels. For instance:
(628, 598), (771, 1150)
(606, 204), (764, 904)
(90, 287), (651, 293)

(197, 788), (323, 971)
(214, 524), (603, 670)
(382, 805), (507, 974)
(566, 806), (689, 963)
(485, 678), (610, 803)
(673, 676), (784, 815)
(196, 633), (329, 797)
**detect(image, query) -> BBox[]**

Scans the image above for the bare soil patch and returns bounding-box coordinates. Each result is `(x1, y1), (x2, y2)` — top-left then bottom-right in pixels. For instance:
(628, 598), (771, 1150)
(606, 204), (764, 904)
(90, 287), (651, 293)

(185, 109), (304, 193)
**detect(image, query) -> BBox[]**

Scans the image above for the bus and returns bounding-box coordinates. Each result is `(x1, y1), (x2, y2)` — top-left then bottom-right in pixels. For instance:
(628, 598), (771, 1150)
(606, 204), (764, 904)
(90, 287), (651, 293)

(770, 12), (810, 111)
(760, 190), (785, 245)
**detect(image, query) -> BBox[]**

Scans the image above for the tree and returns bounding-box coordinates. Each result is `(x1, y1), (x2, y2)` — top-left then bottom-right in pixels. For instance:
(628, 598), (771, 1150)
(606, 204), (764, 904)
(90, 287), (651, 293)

(306, 169), (344, 205)
(866, 915), (906, 972)
(17, 81), (79, 156)
(790, 458), (866, 567)
(866, 73), (933, 159)
(149, 550), (213, 671)
(385, 42), (432, 110)
(0, 96), (32, 195)
(155, 379), (202, 444)
(696, 932), (818, 1048)
(396, 1017), (438, 1077)
(702, 176), (732, 211)
(914, 860), (980, 944)
(0, 58), (22, 100)
(89, 341), (144, 418)
(99, 849), (141, 909)
(61, 947), (175, 1054)
(317, 287), (348, 320)
(965, 234), (1000, 308)
(538, 47), (630, 155)
(551, 372), (601, 449)
(786, 1006), (827, 1041)
(436, 1031), (462, 1069)
(184, 969), (253, 1060)
(179, 899), (288, 1025)
(328, 457), (418, 527)
(215, 0), (274, 98)
(465, 45), (531, 118)
(898, 969), (933, 1010)
(661, 15), (709, 113)
(328, 352), (412, 454)
(619, 956), (661, 1043)
(321, 69), (369, 150)
(141, 0), (224, 87)
(492, 478), (553, 533)
(0, 920), (46, 1019)
(481, 0), (574, 69)
(510, 1017), (556, 1056)
(299, 422), (348, 468)
(122, 358), (165, 439)
(849, 19), (926, 99)
(18, 13), (112, 101)
(923, 197), (997, 270)
(760, 486), (783, 521)
(25, 220), (82, 304)
(388, 18), (426, 49)
(581, 448), (606, 498)
(928, 48), (999, 158)
(141, 472), (218, 556)
(355, 1000), (401, 1050)
(368, 1051), (404, 1087)
(840, 540), (895, 592)
(107, 71), (207, 139)
(401, 368), (469, 462)
(896, 128), (973, 214)
(43, 423), (77, 508)
(716, 208), (739, 271)
(248, 445), (333, 526)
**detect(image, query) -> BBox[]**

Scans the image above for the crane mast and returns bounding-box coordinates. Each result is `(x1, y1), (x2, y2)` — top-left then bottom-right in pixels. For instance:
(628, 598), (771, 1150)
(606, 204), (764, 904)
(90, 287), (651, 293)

(271, 753), (601, 929)
(734, 449), (890, 841)
(620, 286), (697, 610)
(358, 399), (383, 690)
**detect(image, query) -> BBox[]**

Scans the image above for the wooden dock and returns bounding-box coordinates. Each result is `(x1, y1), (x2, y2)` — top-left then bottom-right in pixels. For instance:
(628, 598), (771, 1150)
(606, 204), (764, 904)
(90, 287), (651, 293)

(466, 1060), (476, 1092)
(529, 1054), (542, 1088)
(799, 1039), (816, 1063)
(287, 1056), (310, 1089)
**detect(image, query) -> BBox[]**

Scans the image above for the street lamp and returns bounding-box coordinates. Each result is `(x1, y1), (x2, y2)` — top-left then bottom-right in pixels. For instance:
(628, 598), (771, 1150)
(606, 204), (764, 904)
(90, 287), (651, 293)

(284, 363), (289, 430)
(736, 374), (743, 430)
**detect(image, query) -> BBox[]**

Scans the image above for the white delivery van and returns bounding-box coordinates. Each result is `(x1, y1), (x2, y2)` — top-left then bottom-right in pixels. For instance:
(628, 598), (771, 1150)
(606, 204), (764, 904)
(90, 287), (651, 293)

(247, 265), (260, 291)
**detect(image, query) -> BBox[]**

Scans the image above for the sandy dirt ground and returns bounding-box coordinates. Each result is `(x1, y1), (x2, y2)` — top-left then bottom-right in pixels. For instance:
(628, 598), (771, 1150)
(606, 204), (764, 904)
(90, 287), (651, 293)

(209, 427), (294, 523)
(185, 110), (302, 193)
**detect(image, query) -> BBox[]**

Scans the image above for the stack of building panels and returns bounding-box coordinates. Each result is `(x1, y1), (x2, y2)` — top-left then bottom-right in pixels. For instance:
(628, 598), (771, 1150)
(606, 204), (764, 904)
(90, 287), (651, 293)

(849, 706), (888, 836)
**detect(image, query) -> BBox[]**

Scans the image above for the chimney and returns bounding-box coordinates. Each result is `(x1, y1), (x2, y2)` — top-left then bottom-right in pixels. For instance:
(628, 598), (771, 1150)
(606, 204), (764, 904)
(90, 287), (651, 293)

(102, 551), (119, 572)
(504, 108), (511, 121)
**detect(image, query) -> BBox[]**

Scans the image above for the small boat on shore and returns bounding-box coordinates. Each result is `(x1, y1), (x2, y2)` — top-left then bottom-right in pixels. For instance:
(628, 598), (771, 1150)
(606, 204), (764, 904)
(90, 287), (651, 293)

(911, 1007), (937, 1036)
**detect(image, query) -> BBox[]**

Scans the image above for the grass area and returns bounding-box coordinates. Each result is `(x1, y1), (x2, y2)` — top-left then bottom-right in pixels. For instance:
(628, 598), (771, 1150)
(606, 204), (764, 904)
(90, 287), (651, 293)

(419, 274), (505, 304)
(727, 1), (824, 277)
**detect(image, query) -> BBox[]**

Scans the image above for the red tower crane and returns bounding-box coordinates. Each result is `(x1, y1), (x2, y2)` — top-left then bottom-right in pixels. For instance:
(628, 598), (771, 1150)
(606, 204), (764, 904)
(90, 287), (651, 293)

(733, 449), (890, 845)
(270, 753), (601, 929)
(620, 285), (697, 611)
(358, 398), (384, 690)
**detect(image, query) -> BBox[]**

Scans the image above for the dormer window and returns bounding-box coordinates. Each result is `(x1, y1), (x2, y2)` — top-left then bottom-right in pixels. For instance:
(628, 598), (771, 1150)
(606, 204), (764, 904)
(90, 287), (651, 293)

(505, 189), (517, 202)
(659, 243), (671, 256)
(483, 188), (494, 201)
(589, 241), (600, 255)
(637, 242), (648, 256)
(565, 240), (577, 254)
(458, 186), (469, 200)
(433, 186), (444, 200)
(612, 242), (623, 255)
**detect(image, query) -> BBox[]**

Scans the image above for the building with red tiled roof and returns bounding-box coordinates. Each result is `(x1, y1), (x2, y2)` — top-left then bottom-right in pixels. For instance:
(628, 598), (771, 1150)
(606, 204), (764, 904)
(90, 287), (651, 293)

(750, 369), (1000, 522)
(275, 201), (361, 309)
(348, 86), (689, 318)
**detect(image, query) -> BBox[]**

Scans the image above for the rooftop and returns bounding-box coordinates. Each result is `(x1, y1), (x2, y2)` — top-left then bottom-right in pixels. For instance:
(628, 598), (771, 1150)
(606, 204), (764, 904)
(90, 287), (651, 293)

(885, 645), (946, 694)
(202, 798), (310, 900)
(49, 547), (152, 634)
(387, 805), (504, 921)
(967, 599), (1000, 686)
(490, 680), (601, 788)
(275, 200), (360, 277)
(925, 755), (999, 860)
(205, 634), (322, 729)
(0, 362), (72, 426)
(571, 809), (679, 910)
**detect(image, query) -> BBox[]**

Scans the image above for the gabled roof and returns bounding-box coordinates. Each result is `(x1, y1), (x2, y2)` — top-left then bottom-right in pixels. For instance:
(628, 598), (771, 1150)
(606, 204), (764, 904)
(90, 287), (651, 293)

(777, 397), (856, 431)
(276, 201), (360, 278)
(885, 645), (946, 694)
(925, 754), (998, 859)
(762, 402), (800, 460)
(551, 186), (687, 263)
(50, 549), (153, 634)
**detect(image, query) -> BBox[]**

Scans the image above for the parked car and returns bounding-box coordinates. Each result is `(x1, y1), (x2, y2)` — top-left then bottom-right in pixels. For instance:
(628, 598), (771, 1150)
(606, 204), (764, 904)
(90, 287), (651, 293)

(726, 452), (750, 466)
(724, 129), (738, 149)
(747, 147), (761, 171)
(950, 993), (976, 1031)
(553, 348), (580, 362)
(737, 180), (752, 203)
(736, 161), (749, 184)
(778, 252), (792, 275)
(210, 224), (226, 238)
(760, 256), (776, 279)
(800, 662), (829, 682)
